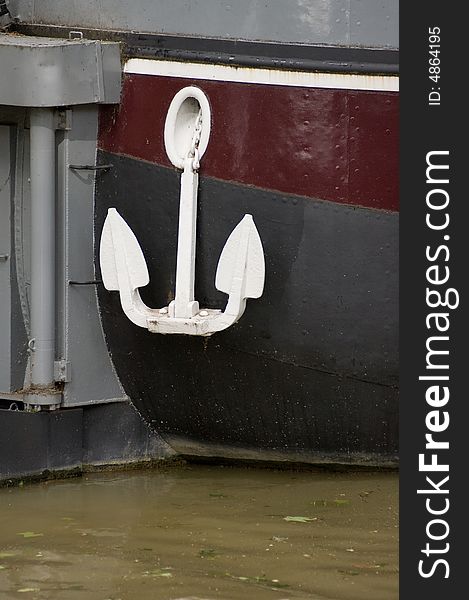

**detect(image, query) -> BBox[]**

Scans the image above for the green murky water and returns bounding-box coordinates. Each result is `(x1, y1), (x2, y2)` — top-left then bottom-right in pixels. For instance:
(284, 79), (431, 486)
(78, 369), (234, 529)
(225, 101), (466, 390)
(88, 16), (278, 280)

(0, 466), (398, 599)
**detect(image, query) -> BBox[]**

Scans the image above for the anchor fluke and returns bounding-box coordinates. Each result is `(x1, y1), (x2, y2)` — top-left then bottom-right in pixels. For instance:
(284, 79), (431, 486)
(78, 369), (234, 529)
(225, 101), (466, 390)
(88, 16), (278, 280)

(100, 208), (149, 292)
(215, 214), (265, 300)
(99, 208), (159, 329)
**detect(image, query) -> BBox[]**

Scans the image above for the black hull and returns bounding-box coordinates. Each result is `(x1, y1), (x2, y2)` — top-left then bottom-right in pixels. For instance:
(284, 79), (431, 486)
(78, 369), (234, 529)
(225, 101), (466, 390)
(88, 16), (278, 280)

(95, 152), (398, 466)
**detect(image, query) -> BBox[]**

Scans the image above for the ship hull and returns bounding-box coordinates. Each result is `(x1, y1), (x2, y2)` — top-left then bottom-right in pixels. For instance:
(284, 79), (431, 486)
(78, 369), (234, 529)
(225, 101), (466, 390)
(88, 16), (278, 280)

(95, 64), (399, 465)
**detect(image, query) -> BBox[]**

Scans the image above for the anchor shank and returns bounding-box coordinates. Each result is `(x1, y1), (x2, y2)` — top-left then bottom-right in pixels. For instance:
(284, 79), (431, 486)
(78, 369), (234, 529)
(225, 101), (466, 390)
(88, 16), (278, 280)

(173, 157), (199, 318)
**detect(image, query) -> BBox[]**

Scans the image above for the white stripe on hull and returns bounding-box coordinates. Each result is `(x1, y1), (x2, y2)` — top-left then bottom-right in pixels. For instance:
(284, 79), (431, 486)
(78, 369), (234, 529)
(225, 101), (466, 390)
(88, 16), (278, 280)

(125, 58), (399, 92)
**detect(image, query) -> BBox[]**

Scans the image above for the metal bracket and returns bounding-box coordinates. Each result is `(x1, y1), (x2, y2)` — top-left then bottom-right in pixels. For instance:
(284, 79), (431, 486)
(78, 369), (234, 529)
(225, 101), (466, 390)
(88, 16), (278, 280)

(54, 360), (71, 383)
(69, 164), (113, 172)
(54, 108), (73, 131)
(69, 280), (102, 286)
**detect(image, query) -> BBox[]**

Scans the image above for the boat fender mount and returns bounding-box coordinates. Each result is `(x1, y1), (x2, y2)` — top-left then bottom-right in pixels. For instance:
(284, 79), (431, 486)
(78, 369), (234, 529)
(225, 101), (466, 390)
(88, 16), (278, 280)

(99, 86), (266, 336)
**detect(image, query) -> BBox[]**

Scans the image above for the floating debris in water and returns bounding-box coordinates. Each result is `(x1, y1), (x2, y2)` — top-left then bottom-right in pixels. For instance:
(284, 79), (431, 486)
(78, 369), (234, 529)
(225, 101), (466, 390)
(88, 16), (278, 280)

(143, 568), (173, 578)
(17, 531), (43, 538)
(199, 548), (217, 559)
(311, 498), (350, 507)
(226, 573), (289, 589)
(283, 516), (317, 523)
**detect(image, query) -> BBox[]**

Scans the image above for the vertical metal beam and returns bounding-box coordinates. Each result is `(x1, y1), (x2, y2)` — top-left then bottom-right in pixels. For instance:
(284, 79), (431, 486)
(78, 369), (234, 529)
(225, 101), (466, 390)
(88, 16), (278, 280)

(0, 126), (11, 392)
(27, 108), (58, 403)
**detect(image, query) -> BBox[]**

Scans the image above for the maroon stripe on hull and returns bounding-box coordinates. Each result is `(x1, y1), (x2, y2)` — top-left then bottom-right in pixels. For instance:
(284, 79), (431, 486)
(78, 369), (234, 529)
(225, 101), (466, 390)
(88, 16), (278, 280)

(99, 74), (398, 211)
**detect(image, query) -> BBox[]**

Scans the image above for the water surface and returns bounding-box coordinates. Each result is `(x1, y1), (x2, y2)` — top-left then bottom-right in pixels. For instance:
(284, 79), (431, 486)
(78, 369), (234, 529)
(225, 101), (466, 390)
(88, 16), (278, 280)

(0, 465), (398, 599)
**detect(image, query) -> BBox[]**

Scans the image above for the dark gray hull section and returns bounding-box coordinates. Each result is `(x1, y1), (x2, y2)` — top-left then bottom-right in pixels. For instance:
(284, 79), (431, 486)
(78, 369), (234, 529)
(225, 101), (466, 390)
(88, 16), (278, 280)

(0, 402), (171, 485)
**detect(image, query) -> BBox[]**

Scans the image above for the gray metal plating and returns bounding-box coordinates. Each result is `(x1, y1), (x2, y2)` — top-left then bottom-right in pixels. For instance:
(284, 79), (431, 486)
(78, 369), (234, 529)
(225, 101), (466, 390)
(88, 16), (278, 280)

(0, 33), (121, 107)
(7, 0), (399, 49)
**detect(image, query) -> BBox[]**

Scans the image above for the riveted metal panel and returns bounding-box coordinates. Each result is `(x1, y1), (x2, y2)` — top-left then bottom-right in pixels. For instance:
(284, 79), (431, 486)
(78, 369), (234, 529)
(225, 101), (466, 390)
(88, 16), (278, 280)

(99, 73), (399, 211)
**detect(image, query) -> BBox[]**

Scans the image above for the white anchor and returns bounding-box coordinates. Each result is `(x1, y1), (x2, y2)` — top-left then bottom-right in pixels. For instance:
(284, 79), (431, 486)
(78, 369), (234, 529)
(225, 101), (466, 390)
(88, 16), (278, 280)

(99, 86), (265, 336)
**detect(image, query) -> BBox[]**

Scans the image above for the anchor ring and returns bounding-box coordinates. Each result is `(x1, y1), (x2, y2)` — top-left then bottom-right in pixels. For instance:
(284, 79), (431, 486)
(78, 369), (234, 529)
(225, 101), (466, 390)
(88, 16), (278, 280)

(164, 86), (211, 170)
